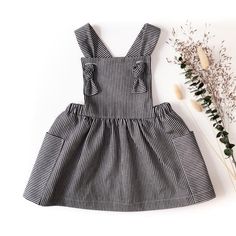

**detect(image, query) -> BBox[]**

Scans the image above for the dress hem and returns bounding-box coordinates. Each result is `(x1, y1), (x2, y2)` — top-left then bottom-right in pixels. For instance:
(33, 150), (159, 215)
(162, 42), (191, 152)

(23, 189), (216, 212)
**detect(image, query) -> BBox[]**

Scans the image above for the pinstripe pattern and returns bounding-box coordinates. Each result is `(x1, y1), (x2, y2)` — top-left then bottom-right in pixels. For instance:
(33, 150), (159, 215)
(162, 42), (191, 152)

(23, 133), (65, 204)
(131, 61), (147, 93)
(75, 23), (112, 58)
(126, 23), (161, 57)
(23, 23), (216, 211)
(172, 132), (215, 202)
(83, 63), (99, 96)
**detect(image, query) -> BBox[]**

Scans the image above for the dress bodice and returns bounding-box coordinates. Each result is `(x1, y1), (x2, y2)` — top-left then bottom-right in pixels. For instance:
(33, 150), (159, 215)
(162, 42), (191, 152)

(74, 23), (161, 119)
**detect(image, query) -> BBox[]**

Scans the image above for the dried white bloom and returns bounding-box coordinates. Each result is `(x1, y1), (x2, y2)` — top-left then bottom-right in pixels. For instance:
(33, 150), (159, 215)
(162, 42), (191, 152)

(173, 84), (184, 100)
(190, 99), (203, 112)
(197, 46), (210, 70)
(166, 22), (236, 123)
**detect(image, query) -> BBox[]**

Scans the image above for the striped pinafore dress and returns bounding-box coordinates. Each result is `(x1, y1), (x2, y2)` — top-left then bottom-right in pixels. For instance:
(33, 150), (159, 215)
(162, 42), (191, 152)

(23, 23), (216, 211)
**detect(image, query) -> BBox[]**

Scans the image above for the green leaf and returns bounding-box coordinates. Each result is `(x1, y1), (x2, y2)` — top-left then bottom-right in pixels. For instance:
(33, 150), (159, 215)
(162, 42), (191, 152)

(184, 80), (193, 84)
(210, 114), (220, 120)
(211, 109), (217, 113)
(216, 132), (222, 138)
(220, 137), (229, 144)
(198, 82), (204, 89)
(216, 125), (224, 131)
(178, 57), (183, 61)
(181, 63), (186, 68)
(190, 81), (200, 86)
(222, 131), (228, 136)
(205, 109), (212, 114)
(203, 101), (210, 106)
(195, 90), (203, 96)
(226, 143), (235, 149)
(204, 96), (211, 101)
(224, 148), (233, 156)
(213, 123), (217, 127)
(202, 88), (206, 93)
(207, 100), (212, 105)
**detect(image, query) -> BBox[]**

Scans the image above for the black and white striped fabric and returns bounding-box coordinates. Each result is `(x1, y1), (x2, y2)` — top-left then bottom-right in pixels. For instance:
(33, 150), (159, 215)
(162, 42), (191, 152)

(23, 23), (216, 211)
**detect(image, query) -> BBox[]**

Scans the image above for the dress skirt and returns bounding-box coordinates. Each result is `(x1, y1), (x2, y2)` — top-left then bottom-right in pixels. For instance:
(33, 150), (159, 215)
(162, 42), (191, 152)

(23, 102), (216, 211)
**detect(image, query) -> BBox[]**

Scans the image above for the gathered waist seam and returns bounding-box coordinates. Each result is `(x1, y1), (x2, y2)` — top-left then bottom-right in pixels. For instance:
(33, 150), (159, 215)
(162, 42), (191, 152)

(65, 102), (173, 120)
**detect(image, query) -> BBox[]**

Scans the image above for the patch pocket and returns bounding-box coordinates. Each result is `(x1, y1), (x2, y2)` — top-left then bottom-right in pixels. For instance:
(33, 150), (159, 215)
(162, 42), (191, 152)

(172, 131), (215, 198)
(160, 106), (190, 137)
(23, 132), (65, 205)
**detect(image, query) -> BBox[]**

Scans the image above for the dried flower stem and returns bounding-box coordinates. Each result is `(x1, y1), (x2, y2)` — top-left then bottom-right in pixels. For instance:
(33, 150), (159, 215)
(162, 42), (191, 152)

(167, 22), (236, 186)
(180, 60), (236, 168)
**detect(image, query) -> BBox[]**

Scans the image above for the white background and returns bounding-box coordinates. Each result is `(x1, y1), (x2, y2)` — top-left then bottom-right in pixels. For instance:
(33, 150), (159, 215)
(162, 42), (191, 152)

(1, 0), (236, 235)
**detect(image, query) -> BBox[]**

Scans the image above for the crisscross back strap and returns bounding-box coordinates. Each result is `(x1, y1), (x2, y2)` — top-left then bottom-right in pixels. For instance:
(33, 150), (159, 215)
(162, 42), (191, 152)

(126, 23), (161, 57)
(74, 23), (112, 58)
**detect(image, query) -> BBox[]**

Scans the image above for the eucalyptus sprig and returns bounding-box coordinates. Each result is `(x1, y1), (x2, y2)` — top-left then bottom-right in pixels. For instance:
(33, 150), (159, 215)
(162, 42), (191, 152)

(178, 56), (236, 166)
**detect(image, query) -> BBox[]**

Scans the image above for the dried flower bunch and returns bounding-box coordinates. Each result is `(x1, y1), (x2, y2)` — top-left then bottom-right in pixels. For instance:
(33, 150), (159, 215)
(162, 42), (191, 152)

(166, 21), (236, 169)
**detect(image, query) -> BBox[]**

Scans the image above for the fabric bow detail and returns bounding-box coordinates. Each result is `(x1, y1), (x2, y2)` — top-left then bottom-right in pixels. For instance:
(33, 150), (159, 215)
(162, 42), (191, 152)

(131, 61), (147, 93)
(83, 63), (99, 96)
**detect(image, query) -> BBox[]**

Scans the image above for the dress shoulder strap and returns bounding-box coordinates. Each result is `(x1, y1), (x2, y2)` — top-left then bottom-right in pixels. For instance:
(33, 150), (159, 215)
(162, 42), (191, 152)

(126, 23), (161, 57)
(74, 23), (112, 58)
